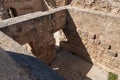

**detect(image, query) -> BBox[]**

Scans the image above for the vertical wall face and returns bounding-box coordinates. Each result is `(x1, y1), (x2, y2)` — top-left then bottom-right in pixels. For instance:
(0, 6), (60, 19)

(61, 9), (120, 74)
(71, 0), (120, 14)
(45, 0), (72, 8)
(54, 0), (69, 6)
(4, 0), (44, 14)
(0, 9), (67, 64)
(0, 0), (47, 19)
(0, 0), (68, 64)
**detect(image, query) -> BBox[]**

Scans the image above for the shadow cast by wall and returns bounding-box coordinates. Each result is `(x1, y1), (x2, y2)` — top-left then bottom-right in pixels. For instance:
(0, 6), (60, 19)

(7, 51), (64, 80)
(60, 11), (93, 80)
(67, 0), (72, 5)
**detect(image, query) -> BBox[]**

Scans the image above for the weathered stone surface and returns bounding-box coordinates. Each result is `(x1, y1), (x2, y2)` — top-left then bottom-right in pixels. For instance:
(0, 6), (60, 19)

(60, 7), (120, 74)
(0, 48), (64, 80)
(51, 49), (109, 80)
(45, 0), (71, 8)
(0, 31), (64, 80)
(0, 0), (120, 77)
(0, 0), (47, 18)
(71, 0), (120, 14)
(0, 48), (30, 80)
(0, 7), (67, 64)
(100, 43), (111, 50)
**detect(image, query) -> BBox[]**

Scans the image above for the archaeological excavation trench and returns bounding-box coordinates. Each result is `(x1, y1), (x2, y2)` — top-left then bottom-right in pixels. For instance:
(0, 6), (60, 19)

(0, 0), (120, 80)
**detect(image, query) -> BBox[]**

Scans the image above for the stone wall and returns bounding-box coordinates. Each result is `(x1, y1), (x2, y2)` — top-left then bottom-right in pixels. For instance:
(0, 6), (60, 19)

(0, 0), (119, 74)
(0, 42), (64, 80)
(60, 8), (120, 74)
(0, 0), (67, 64)
(0, 0), (48, 19)
(44, 0), (72, 8)
(0, 8), (67, 64)
(71, 0), (120, 14)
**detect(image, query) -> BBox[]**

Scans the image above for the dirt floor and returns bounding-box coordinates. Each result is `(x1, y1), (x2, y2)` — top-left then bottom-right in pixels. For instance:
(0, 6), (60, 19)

(51, 48), (109, 80)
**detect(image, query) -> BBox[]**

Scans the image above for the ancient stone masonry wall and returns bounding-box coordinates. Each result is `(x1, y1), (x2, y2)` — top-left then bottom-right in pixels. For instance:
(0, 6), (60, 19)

(0, 0), (119, 75)
(0, 9), (67, 64)
(0, 0), (47, 19)
(71, 0), (120, 14)
(0, 40), (64, 80)
(60, 8), (120, 74)
(0, 0), (67, 64)
(44, 0), (72, 8)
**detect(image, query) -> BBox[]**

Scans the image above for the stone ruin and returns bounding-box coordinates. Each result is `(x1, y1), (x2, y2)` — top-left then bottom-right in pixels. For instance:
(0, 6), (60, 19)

(0, 0), (120, 80)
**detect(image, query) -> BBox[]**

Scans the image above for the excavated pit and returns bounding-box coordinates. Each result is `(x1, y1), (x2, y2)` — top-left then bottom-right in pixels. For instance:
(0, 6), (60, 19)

(0, 0), (120, 80)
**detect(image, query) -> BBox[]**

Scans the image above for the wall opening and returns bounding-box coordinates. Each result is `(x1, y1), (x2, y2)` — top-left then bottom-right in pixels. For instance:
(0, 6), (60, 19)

(7, 7), (18, 18)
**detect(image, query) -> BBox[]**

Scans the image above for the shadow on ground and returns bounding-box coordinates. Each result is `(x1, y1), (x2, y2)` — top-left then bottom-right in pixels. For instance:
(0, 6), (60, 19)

(7, 51), (64, 80)
(56, 11), (93, 80)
